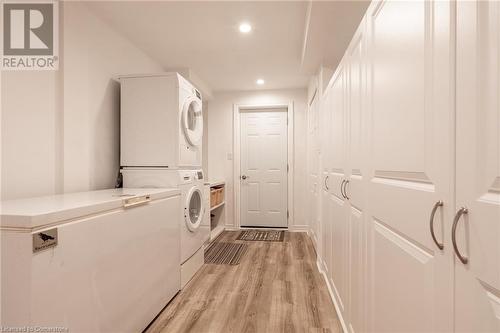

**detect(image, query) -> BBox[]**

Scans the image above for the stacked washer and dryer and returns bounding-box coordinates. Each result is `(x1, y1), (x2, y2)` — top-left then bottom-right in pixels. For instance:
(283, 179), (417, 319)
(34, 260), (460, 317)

(119, 73), (209, 288)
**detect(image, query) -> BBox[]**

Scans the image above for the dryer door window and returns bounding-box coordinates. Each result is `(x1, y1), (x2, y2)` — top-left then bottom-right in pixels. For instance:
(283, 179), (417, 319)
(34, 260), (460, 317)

(185, 187), (203, 232)
(182, 97), (203, 147)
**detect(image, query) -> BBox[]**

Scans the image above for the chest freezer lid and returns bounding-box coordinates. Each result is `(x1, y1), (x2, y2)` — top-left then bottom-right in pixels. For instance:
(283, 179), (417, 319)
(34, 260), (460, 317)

(0, 188), (180, 230)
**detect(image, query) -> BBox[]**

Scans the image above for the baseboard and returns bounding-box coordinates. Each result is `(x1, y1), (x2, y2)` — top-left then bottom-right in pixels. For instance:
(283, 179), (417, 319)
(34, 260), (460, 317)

(308, 227), (318, 251)
(315, 250), (348, 333)
(289, 225), (309, 232)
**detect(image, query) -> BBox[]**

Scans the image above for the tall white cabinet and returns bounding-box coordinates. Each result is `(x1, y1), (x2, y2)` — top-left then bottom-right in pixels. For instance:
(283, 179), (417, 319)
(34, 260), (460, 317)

(455, 1), (500, 331)
(313, 0), (500, 332)
(366, 1), (455, 332)
(307, 86), (321, 249)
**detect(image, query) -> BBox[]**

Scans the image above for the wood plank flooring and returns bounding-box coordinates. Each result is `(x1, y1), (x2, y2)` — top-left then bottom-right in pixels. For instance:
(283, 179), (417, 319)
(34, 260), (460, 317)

(146, 231), (341, 333)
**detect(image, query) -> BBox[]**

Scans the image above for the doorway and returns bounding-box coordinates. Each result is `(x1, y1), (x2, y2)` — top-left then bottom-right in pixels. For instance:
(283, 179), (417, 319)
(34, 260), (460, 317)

(237, 106), (290, 228)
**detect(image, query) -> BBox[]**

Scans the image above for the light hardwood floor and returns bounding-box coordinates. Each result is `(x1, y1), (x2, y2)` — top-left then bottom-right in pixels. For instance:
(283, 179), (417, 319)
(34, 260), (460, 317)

(146, 231), (341, 333)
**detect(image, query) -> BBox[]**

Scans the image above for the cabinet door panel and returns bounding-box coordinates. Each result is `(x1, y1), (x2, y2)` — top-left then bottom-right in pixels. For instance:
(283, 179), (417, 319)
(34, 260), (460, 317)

(327, 64), (350, 319)
(456, 1), (500, 331)
(330, 67), (347, 200)
(308, 95), (320, 248)
(321, 86), (333, 175)
(322, 174), (332, 276)
(366, 1), (454, 332)
(348, 207), (364, 333)
(321, 89), (333, 270)
(347, 23), (366, 333)
(330, 193), (348, 314)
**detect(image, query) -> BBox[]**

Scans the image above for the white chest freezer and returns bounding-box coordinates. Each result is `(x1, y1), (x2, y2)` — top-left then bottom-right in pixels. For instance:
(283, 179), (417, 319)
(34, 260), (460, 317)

(1, 188), (181, 333)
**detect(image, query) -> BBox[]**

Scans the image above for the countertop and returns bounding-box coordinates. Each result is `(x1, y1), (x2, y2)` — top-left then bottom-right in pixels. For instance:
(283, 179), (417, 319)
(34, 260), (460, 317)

(207, 180), (225, 187)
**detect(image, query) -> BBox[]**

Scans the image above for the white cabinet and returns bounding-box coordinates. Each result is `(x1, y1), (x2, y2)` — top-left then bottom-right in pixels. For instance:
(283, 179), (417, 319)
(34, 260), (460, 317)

(456, 1), (500, 331)
(365, 1), (455, 332)
(327, 64), (350, 324)
(315, 0), (499, 332)
(346, 20), (367, 333)
(307, 90), (321, 249)
(320, 86), (333, 282)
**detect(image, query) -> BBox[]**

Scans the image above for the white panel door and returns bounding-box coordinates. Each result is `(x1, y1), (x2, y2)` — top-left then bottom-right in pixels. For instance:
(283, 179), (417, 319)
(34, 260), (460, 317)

(308, 93), (321, 247)
(366, 1), (454, 332)
(455, 1), (500, 331)
(328, 64), (349, 318)
(321, 88), (333, 275)
(322, 174), (332, 278)
(240, 110), (288, 228)
(346, 22), (367, 333)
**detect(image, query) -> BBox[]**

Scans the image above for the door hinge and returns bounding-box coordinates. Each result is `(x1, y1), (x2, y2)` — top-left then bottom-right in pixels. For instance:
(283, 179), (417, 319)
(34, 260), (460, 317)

(287, 164), (289, 172)
(287, 210), (289, 219)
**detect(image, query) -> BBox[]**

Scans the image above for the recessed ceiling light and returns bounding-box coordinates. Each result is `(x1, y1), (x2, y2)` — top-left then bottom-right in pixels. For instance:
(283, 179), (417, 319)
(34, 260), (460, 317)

(256, 79), (265, 85)
(239, 23), (252, 33)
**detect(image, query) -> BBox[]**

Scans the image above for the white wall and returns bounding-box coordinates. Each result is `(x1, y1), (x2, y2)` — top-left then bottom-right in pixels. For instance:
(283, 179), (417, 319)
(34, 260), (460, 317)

(1, 71), (59, 200)
(207, 89), (308, 231)
(62, 2), (163, 193)
(1, 2), (163, 200)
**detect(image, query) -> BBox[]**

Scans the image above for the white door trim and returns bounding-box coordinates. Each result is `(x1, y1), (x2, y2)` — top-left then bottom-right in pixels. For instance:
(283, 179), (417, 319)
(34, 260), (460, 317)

(233, 102), (294, 230)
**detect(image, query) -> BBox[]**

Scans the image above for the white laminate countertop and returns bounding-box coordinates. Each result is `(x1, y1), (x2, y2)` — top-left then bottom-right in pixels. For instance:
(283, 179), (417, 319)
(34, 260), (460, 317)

(208, 180), (225, 187)
(0, 188), (180, 230)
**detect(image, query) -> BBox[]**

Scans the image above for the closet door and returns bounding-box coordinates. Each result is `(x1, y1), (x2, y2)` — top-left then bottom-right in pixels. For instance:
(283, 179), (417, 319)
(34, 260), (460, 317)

(328, 63), (349, 319)
(321, 88), (333, 277)
(308, 92), (320, 249)
(366, 1), (454, 332)
(455, 1), (500, 331)
(346, 22), (366, 333)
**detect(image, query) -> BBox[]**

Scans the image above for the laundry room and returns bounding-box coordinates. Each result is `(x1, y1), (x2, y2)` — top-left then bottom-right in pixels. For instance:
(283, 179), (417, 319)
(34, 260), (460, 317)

(1, 1), (499, 332)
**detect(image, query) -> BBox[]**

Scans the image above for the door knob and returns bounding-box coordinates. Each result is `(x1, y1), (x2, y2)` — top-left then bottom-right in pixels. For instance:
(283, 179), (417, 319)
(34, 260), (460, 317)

(241, 175), (248, 180)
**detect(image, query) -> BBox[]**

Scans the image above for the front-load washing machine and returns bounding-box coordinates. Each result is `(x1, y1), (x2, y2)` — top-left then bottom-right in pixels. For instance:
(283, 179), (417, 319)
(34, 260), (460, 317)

(121, 168), (209, 287)
(119, 72), (203, 169)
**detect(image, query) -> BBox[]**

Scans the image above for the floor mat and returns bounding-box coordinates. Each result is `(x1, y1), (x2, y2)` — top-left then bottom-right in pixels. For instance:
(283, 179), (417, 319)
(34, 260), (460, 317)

(236, 229), (285, 242)
(204, 242), (247, 265)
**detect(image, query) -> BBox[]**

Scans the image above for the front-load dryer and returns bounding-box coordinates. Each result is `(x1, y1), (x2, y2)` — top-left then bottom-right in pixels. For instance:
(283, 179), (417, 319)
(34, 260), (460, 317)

(121, 168), (210, 287)
(119, 72), (203, 169)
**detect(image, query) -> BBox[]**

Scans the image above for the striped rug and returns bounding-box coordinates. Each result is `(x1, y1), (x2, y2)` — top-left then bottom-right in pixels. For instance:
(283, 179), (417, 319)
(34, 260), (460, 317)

(204, 242), (247, 265)
(236, 230), (285, 242)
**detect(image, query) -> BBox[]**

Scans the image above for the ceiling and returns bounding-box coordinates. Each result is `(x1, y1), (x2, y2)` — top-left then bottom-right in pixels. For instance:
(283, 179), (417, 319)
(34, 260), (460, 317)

(85, 1), (369, 92)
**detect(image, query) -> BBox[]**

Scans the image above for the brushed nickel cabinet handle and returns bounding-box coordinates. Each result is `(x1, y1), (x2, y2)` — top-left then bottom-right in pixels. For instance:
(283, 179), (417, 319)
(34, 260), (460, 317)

(340, 179), (346, 198)
(452, 207), (469, 265)
(324, 175), (330, 190)
(429, 200), (444, 250)
(343, 180), (350, 200)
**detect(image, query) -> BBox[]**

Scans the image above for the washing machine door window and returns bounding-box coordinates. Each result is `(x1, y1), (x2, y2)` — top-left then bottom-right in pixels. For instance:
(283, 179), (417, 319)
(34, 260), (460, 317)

(181, 96), (203, 147)
(185, 187), (203, 232)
